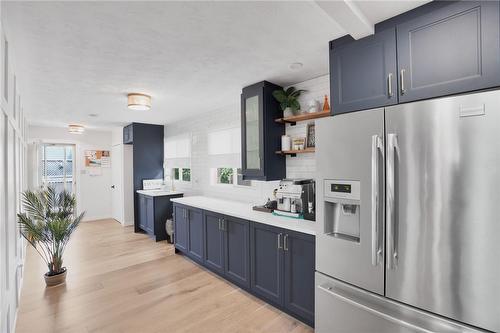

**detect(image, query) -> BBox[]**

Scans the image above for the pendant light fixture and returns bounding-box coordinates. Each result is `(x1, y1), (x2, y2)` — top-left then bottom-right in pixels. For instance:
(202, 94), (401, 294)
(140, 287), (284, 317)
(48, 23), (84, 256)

(127, 93), (151, 111)
(68, 124), (85, 134)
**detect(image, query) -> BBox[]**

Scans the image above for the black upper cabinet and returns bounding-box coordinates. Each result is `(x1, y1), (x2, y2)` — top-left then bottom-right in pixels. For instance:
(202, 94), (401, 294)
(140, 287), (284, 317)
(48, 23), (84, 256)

(330, 28), (397, 114)
(397, 0), (500, 102)
(241, 81), (285, 181)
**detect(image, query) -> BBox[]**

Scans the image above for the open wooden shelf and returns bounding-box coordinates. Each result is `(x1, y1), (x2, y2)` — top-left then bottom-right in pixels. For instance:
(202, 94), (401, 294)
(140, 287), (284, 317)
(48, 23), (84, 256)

(275, 110), (330, 125)
(275, 147), (315, 157)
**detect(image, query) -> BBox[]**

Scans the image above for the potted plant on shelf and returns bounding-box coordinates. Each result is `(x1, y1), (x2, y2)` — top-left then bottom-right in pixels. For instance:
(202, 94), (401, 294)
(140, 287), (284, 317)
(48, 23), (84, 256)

(17, 187), (85, 287)
(272, 87), (307, 117)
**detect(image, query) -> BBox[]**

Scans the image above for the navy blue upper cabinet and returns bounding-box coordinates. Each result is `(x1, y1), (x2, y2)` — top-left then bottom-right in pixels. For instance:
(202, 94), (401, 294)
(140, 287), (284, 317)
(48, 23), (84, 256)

(223, 216), (250, 289)
(330, 28), (398, 114)
(241, 81), (285, 181)
(123, 124), (133, 144)
(397, 1), (500, 102)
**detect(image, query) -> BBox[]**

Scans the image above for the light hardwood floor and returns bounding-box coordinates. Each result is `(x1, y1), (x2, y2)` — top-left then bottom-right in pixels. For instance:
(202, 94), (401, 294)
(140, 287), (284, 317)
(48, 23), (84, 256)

(15, 219), (313, 333)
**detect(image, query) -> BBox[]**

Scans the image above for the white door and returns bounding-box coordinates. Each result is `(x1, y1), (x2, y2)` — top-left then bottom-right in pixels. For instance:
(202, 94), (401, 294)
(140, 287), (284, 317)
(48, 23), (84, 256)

(111, 144), (123, 223)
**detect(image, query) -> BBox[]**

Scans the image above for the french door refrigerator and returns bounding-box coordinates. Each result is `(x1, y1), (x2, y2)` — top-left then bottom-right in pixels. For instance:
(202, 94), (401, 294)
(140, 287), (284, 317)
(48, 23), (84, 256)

(315, 90), (500, 333)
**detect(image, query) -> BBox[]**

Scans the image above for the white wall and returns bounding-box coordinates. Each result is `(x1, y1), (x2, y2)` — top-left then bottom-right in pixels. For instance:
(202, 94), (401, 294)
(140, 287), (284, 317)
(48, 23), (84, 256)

(0, 11), (30, 333)
(164, 75), (328, 204)
(28, 126), (113, 221)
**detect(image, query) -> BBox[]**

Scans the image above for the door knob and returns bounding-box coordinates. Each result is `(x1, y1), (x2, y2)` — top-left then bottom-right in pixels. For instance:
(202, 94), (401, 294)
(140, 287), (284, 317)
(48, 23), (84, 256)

(111, 185), (115, 189)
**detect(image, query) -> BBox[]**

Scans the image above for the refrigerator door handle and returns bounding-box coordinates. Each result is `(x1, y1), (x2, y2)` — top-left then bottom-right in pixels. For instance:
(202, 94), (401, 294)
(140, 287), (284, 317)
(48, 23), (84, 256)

(371, 135), (384, 266)
(386, 133), (398, 269)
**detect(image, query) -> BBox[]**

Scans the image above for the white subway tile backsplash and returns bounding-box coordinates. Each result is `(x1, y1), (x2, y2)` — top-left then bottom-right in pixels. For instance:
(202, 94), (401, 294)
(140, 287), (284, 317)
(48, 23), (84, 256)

(164, 74), (328, 203)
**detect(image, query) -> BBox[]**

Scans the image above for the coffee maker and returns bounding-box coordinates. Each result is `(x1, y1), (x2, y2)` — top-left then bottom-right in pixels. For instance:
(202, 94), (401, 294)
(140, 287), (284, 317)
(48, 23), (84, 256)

(275, 179), (316, 221)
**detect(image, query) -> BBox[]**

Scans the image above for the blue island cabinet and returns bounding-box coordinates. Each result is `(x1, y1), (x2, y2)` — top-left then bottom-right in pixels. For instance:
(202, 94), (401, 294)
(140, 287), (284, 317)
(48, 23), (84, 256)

(138, 193), (182, 241)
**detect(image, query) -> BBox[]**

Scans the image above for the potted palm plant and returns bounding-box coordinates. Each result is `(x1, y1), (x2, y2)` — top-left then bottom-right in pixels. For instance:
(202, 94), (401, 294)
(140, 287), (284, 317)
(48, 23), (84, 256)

(17, 187), (84, 287)
(272, 86), (307, 117)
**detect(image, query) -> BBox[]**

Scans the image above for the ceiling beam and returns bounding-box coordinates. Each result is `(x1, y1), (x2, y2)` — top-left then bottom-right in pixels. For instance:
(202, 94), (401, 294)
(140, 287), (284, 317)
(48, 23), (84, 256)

(315, 0), (374, 40)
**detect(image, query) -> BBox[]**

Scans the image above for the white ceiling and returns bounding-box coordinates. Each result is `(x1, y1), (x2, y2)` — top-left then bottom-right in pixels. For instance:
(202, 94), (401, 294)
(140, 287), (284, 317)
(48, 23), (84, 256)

(2, 1), (427, 129)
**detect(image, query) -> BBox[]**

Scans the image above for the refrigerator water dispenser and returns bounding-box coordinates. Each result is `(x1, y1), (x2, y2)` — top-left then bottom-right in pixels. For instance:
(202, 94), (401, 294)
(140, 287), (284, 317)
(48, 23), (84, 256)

(323, 180), (361, 242)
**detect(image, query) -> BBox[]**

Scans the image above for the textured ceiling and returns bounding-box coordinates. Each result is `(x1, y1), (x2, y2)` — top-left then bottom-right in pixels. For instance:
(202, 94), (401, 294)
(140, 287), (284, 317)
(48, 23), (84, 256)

(2, 1), (427, 129)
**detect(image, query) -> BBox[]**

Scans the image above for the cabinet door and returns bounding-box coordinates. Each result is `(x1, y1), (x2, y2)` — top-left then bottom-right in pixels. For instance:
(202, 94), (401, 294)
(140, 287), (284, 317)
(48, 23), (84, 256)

(283, 231), (315, 325)
(145, 196), (154, 234)
(187, 208), (203, 263)
(397, 1), (500, 103)
(138, 195), (147, 230)
(250, 222), (283, 306)
(223, 216), (250, 289)
(331, 28), (397, 114)
(203, 211), (225, 275)
(173, 205), (188, 252)
(241, 84), (264, 179)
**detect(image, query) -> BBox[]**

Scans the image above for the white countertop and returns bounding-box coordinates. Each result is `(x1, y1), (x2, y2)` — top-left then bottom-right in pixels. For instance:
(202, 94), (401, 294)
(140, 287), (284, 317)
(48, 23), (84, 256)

(170, 196), (316, 236)
(136, 190), (184, 197)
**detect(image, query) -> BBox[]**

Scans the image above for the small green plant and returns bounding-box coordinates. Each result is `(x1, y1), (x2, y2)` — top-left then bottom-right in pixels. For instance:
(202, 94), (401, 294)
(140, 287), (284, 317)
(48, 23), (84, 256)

(17, 187), (84, 276)
(218, 168), (234, 184)
(272, 87), (307, 113)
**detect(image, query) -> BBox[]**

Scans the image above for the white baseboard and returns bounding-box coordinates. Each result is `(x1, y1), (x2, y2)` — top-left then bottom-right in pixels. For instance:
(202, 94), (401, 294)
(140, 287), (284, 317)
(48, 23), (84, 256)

(82, 215), (112, 222)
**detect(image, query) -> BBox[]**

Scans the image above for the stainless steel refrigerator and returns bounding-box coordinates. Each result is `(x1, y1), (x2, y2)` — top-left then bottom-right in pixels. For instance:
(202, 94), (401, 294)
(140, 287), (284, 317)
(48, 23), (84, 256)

(315, 90), (500, 333)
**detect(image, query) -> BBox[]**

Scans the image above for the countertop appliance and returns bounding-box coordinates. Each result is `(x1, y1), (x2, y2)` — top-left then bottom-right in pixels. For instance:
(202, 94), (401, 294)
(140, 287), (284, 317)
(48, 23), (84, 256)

(315, 90), (500, 332)
(275, 178), (315, 221)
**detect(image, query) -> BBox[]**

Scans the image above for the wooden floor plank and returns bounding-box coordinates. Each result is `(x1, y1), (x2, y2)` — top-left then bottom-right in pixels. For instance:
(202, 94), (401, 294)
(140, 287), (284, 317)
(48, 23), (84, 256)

(16, 219), (313, 333)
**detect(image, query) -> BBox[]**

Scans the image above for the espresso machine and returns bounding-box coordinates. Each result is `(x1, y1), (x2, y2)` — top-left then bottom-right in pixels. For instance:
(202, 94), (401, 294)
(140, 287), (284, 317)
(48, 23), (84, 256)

(275, 179), (316, 221)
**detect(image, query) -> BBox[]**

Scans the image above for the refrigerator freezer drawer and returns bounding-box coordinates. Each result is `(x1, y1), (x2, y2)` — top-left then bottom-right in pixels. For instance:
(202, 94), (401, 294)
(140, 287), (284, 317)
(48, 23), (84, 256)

(315, 272), (486, 333)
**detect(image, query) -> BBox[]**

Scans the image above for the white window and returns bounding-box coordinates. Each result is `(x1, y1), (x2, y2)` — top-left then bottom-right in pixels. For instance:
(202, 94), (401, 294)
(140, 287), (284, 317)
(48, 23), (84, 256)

(164, 134), (192, 183)
(171, 167), (191, 182)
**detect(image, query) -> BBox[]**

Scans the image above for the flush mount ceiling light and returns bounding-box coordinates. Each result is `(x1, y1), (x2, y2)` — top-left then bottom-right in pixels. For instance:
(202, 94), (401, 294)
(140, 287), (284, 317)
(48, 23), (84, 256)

(127, 93), (151, 111)
(68, 124), (85, 134)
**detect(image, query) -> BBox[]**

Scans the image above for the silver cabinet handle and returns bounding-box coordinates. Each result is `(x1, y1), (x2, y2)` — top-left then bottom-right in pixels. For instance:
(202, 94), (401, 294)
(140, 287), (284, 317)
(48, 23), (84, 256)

(371, 135), (384, 266)
(277, 233), (282, 249)
(387, 73), (393, 98)
(284, 234), (289, 251)
(386, 133), (398, 269)
(400, 69), (406, 95)
(221, 218), (226, 232)
(218, 218), (221, 230)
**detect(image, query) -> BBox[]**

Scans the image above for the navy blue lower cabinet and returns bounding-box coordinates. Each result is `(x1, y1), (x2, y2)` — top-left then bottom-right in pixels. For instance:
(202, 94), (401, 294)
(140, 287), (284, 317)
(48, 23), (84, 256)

(283, 231), (315, 326)
(145, 196), (154, 234)
(187, 208), (204, 263)
(223, 216), (250, 289)
(250, 222), (284, 306)
(174, 206), (315, 327)
(173, 204), (188, 252)
(203, 211), (225, 275)
(138, 195), (148, 231)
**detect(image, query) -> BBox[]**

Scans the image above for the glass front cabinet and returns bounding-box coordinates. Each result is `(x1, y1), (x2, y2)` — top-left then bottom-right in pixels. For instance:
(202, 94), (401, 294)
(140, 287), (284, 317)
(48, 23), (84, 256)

(241, 81), (285, 181)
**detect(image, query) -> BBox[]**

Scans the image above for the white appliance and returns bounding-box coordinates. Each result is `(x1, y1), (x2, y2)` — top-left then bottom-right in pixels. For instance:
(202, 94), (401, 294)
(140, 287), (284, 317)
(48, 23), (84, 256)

(142, 178), (164, 190)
